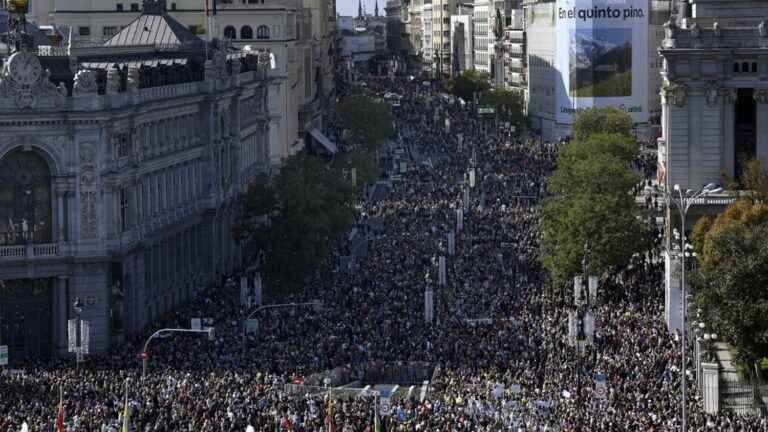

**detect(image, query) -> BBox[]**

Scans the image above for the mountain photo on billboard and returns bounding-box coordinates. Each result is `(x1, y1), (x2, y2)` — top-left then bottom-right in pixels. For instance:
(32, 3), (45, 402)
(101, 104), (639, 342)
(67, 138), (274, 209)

(569, 28), (632, 97)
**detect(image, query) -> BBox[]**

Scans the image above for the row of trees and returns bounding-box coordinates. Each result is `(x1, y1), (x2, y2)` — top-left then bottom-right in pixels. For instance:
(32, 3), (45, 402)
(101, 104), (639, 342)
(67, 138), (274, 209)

(444, 70), (526, 131)
(541, 107), (768, 381)
(233, 92), (392, 291)
(691, 174), (768, 380)
(540, 107), (650, 282)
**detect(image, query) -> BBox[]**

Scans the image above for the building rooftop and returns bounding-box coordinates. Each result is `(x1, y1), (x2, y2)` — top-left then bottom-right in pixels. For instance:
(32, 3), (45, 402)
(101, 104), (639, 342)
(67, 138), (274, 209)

(104, 0), (202, 49)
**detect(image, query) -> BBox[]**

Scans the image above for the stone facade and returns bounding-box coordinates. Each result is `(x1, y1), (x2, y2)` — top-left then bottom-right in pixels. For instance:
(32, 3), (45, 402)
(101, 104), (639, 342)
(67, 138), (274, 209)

(0, 18), (271, 359)
(658, 0), (768, 190)
(30, 0), (337, 166)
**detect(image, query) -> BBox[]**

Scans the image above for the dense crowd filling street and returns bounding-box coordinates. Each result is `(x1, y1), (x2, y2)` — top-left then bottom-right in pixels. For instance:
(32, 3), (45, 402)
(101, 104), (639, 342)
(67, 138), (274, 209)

(3, 75), (768, 432)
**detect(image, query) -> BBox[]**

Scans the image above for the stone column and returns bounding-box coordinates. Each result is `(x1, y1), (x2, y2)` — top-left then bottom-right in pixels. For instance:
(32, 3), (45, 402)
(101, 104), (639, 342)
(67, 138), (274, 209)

(754, 89), (768, 166)
(721, 88), (737, 182)
(701, 362), (720, 414)
(57, 191), (66, 242)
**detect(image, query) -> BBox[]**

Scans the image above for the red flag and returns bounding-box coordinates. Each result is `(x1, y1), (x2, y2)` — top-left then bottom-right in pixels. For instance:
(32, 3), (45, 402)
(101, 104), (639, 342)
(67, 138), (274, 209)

(55, 385), (64, 432)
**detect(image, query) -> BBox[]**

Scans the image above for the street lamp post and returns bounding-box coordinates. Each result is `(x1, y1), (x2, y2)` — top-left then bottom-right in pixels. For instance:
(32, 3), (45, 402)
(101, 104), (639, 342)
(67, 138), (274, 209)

(241, 301), (321, 356)
(663, 182), (722, 432)
(141, 327), (215, 379)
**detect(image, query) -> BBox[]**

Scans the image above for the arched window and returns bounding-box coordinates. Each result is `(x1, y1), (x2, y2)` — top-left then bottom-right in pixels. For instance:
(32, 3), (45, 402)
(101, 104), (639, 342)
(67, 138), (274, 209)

(742, 62), (750, 73)
(752, 62), (758, 73)
(734, 62), (740, 73)
(241, 25), (253, 40)
(0, 149), (53, 245)
(257, 25), (270, 39)
(224, 25), (237, 40)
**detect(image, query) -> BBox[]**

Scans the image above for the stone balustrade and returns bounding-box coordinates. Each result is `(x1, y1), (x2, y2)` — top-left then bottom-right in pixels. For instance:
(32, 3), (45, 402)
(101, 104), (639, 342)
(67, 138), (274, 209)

(0, 243), (61, 260)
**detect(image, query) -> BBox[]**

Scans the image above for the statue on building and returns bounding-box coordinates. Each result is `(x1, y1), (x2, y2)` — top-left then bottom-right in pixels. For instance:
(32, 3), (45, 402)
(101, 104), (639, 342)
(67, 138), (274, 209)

(494, 8), (504, 41)
(74, 70), (98, 95)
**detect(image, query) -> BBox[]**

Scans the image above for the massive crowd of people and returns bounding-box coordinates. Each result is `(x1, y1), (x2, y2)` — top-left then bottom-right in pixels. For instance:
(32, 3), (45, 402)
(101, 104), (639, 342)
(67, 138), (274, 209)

(2, 74), (767, 432)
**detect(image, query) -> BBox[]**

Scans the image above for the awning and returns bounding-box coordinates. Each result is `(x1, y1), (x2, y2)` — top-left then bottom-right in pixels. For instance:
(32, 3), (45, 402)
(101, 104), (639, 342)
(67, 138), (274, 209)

(309, 128), (338, 154)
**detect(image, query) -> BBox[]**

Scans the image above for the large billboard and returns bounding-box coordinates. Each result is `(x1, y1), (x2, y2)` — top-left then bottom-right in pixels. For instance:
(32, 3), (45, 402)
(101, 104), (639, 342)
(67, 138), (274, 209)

(555, 0), (648, 125)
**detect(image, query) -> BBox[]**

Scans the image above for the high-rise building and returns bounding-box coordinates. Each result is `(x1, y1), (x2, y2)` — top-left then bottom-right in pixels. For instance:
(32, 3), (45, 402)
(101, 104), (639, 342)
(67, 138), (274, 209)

(524, 0), (668, 139)
(450, 3), (474, 76)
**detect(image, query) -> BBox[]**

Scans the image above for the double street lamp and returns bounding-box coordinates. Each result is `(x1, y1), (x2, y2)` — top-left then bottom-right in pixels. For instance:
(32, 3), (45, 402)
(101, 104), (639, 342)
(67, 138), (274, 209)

(663, 182), (722, 432)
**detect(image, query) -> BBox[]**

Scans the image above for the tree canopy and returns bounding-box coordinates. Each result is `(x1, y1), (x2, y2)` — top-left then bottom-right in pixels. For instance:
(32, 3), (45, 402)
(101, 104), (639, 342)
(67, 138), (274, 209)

(691, 202), (768, 379)
(445, 70), (490, 101)
(540, 109), (649, 282)
(572, 107), (634, 141)
(337, 92), (394, 150)
(234, 154), (358, 292)
(480, 88), (526, 130)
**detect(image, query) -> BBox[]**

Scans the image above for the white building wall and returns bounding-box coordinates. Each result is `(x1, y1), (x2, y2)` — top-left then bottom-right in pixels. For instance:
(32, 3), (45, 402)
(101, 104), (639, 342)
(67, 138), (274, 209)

(524, 2), (559, 138)
(473, 0), (490, 73)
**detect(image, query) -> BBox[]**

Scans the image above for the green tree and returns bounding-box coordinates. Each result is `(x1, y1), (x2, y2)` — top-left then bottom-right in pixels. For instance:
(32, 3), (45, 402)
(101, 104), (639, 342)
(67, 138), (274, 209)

(480, 88), (526, 130)
(445, 70), (490, 101)
(541, 154), (649, 281)
(332, 150), (380, 189)
(572, 107), (634, 141)
(540, 110), (649, 282)
(338, 92), (394, 150)
(692, 218), (768, 380)
(234, 154), (357, 292)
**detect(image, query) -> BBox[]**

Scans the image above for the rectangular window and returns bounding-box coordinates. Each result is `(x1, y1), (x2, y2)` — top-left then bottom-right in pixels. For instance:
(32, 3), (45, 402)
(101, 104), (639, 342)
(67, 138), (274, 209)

(116, 3), (124, 11)
(103, 26), (118, 37)
(78, 26), (91, 36)
(171, 2), (177, 10)
(120, 188), (130, 231)
(130, 3), (139, 11)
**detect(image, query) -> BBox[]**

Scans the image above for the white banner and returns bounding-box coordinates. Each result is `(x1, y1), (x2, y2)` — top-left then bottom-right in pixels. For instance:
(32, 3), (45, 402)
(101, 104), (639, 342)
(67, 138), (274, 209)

(447, 231), (456, 256)
(555, 0), (648, 125)
(80, 320), (90, 355)
(588, 276), (598, 304)
(574, 276), (585, 305)
(68, 319), (77, 353)
(438, 256), (446, 286)
(424, 287), (434, 324)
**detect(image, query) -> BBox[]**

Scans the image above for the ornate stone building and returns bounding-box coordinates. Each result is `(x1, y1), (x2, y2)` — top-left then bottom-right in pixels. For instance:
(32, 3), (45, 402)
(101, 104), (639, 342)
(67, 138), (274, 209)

(0, 0), (272, 359)
(27, 0), (338, 165)
(657, 0), (768, 333)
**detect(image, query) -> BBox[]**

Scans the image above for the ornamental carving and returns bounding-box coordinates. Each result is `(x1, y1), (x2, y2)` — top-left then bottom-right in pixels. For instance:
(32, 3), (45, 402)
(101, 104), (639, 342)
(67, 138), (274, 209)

(73, 70), (98, 95)
(106, 66), (121, 95)
(719, 88), (737, 105)
(79, 141), (97, 188)
(127, 67), (140, 92)
(705, 81), (720, 106)
(0, 58), (65, 108)
(662, 83), (688, 107)
(754, 89), (768, 104)
(80, 191), (98, 239)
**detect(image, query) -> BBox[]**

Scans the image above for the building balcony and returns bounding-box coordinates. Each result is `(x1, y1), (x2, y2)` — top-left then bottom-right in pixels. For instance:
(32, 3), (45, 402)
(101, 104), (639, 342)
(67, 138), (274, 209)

(0, 242), (63, 262)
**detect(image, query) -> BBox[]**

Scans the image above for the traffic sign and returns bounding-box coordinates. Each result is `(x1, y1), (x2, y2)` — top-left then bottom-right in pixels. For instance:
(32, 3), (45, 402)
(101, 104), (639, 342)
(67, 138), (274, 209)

(477, 106), (496, 115)
(0, 345), (8, 366)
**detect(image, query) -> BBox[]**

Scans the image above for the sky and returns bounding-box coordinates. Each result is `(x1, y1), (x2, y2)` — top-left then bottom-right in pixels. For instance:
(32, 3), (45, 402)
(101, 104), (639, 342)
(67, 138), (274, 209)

(336, 0), (379, 17)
